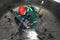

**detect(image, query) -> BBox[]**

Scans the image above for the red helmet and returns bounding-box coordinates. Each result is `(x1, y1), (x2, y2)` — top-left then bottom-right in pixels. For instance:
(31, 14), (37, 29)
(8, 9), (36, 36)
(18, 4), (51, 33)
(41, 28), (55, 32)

(18, 5), (26, 15)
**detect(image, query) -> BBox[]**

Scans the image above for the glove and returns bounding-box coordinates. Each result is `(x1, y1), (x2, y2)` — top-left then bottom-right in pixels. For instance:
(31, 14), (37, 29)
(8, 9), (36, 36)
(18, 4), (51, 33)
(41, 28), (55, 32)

(20, 18), (24, 24)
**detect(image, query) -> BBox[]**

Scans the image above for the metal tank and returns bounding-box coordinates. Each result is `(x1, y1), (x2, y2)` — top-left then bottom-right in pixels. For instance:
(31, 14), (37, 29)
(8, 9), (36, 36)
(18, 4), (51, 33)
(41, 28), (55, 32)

(0, 0), (60, 40)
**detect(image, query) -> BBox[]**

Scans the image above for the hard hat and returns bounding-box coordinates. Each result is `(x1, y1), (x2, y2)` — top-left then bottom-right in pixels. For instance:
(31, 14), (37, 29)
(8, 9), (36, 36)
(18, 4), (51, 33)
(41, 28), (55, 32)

(18, 5), (26, 15)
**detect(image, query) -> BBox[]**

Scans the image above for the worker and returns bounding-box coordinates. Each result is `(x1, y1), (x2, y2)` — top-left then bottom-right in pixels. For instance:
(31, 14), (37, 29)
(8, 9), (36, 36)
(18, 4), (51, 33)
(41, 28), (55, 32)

(18, 5), (37, 30)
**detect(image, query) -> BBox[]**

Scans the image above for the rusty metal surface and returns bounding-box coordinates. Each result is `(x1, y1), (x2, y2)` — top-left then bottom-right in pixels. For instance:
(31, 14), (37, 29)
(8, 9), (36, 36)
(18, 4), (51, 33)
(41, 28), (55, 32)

(0, 0), (60, 40)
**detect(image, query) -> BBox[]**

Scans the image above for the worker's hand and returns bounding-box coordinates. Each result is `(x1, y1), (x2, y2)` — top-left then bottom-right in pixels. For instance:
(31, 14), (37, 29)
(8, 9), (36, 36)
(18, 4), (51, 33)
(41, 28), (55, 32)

(20, 18), (25, 24)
